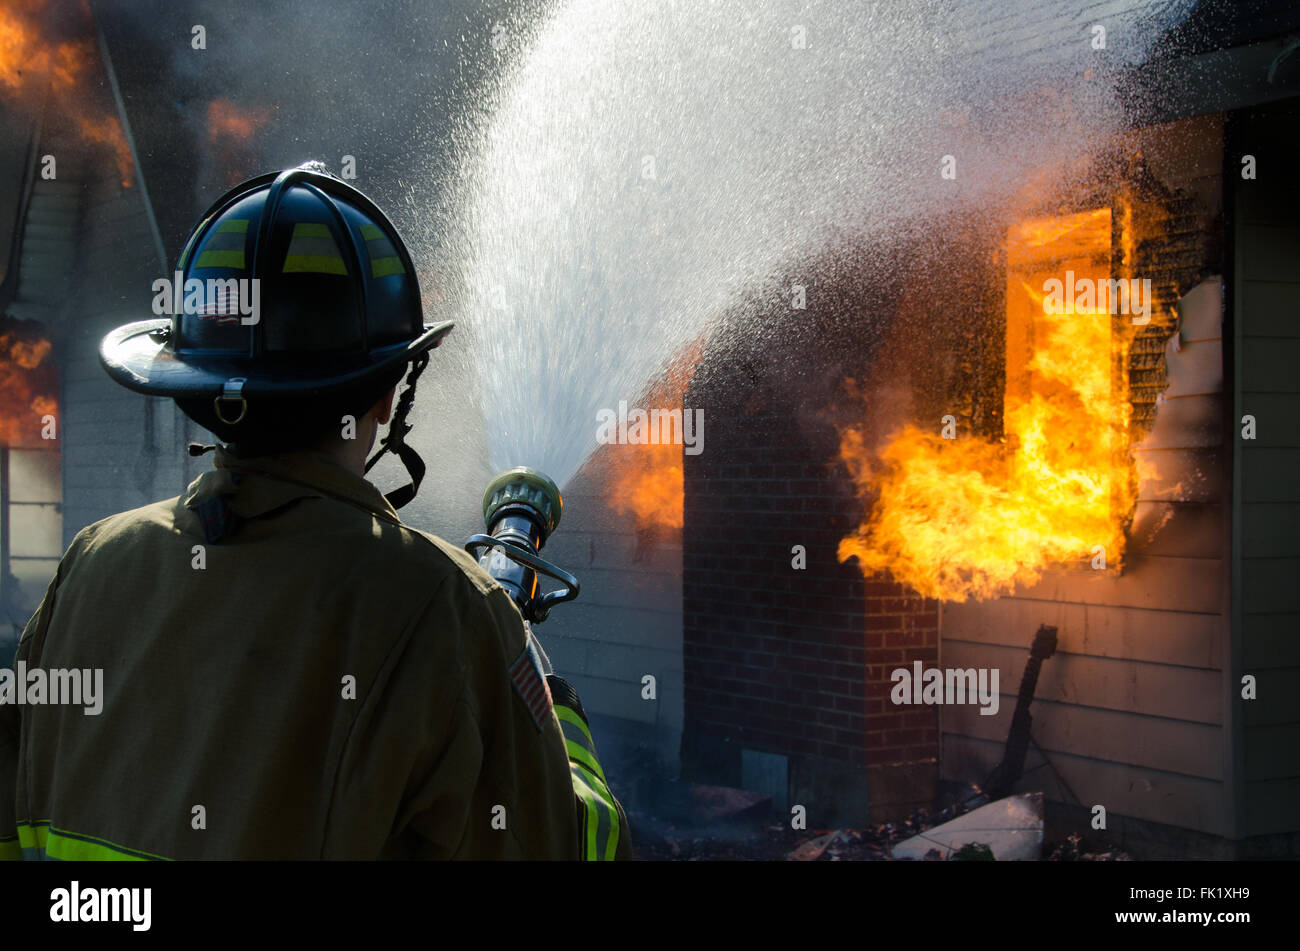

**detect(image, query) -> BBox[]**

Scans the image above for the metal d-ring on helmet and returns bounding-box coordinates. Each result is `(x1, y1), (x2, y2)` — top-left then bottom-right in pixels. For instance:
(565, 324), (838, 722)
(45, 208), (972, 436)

(99, 164), (452, 508)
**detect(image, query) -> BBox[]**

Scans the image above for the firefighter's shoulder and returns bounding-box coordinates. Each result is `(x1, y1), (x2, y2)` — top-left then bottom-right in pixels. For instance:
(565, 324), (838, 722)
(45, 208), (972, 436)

(389, 522), (504, 600)
(61, 497), (180, 559)
(386, 524), (528, 656)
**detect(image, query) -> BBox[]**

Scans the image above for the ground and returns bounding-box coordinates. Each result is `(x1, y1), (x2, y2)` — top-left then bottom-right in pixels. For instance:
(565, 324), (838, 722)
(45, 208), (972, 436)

(626, 790), (1131, 861)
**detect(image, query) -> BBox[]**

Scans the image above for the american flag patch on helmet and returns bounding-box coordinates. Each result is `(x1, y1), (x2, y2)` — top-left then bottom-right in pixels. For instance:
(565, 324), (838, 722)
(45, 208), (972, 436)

(509, 641), (553, 732)
(192, 285), (243, 324)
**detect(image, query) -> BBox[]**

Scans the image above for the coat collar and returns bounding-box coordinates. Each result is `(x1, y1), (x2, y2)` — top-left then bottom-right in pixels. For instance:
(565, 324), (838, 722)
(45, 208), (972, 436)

(182, 446), (401, 524)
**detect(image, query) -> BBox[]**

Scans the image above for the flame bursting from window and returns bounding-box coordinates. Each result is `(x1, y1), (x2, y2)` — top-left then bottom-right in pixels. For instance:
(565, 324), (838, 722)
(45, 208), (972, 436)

(0, 322), (58, 448)
(838, 207), (1138, 602)
(0, 1), (133, 188)
(606, 340), (704, 532)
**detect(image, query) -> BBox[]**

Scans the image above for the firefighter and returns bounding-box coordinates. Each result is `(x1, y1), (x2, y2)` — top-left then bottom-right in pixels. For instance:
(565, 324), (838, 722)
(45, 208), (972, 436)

(0, 164), (630, 860)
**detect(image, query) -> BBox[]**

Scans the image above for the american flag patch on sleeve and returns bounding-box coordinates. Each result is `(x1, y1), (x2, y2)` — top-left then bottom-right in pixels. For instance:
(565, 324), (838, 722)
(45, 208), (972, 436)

(509, 640), (553, 732)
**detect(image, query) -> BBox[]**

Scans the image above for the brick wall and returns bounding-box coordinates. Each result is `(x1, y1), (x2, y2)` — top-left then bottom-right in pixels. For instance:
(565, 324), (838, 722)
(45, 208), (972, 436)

(681, 305), (942, 824)
(862, 580), (940, 765)
(1125, 115), (1225, 440)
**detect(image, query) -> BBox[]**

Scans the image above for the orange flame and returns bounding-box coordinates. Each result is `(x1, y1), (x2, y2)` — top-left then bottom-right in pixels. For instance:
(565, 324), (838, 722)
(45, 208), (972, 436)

(0, 3), (88, 93)
(606, 339), (704, 532)
(838, 207), (1137, 602)
(206, 99), (270, 185)
(74, 111), (133, 187)
(207, 99), (271, 142)
(610, 441), (686, 530)
(0, 1), (133, 188)
(0, 325), (58, 448)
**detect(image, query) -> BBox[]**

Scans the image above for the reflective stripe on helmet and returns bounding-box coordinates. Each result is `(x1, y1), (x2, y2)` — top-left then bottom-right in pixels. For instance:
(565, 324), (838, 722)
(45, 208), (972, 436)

(282, 222), (347, 274)
(193, 218), (250, 270)
(360, 223), (405, 278)
(371, 257), (404, 278)
(194, 250), (246, 268)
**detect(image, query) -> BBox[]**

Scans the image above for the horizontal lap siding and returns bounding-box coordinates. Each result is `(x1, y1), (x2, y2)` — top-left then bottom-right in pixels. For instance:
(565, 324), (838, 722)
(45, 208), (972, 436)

(942, 577), (1231, 836)
(943, 734), (1225, 834)
(60, 167), (193, 543)
(940, 114), (1232, 837)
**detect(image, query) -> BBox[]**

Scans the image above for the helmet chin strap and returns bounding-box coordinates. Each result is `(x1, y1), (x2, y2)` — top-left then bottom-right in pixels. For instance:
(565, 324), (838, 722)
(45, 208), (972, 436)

(365, 353), (429, 509)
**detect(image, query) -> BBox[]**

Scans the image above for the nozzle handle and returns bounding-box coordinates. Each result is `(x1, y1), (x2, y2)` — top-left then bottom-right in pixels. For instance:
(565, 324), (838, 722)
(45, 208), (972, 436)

(465, 535), (581, 623)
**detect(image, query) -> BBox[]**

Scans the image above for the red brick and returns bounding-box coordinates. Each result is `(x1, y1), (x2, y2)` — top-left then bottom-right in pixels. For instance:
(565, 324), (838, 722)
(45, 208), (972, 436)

(885, 629), (925, 647)
(819, 710), (850, 728)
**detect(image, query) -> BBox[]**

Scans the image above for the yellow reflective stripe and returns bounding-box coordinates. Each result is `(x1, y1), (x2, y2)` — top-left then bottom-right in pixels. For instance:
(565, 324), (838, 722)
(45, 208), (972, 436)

(192, 218), (250, 270)
(283, 222), (346, 274)
(194, 249), (245, 268)
(571, 768), (601, 860)
(358, 223), (404, 277)
(16, 821), (169, 861)
(571, 762), (619, 861)
(590, 767), (619, 861)
(0, 835), (19, 861)
(370, 256), (404, 278)
(558, 704), (618, 860)
(555, 704), (595, 750)
(17, 820), (46, 853)
(47, 833), (151, 861)
(565, 739), (605, 785)
(283, 254), (347, 274)
(607, 818), (619, 861)
(556, 707), (605, 782)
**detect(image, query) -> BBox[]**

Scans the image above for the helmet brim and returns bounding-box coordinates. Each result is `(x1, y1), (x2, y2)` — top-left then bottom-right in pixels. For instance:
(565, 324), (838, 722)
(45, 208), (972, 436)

(100, 318), (454, 399)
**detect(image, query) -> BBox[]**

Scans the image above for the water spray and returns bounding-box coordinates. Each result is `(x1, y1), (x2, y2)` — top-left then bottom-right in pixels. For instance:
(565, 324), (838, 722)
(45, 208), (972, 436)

(464, 467), (580, 624)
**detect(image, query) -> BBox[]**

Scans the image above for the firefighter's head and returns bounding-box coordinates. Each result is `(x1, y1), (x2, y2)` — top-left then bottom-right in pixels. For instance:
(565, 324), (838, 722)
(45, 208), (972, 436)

(100, 164), (451, 504)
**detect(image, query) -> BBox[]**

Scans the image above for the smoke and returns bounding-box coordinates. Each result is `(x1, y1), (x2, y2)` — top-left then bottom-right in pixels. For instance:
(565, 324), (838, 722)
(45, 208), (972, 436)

(98, 0), (524, 213)
(92, 0), (536, 532)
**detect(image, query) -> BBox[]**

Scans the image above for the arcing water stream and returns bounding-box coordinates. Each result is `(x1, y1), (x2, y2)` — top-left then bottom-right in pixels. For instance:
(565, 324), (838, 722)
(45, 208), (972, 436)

(428, 0), (1198, 498)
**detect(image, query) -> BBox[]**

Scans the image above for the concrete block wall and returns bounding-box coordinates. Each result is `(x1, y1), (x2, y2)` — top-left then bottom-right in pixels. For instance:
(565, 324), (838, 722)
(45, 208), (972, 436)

(539, 449), (684, 802)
